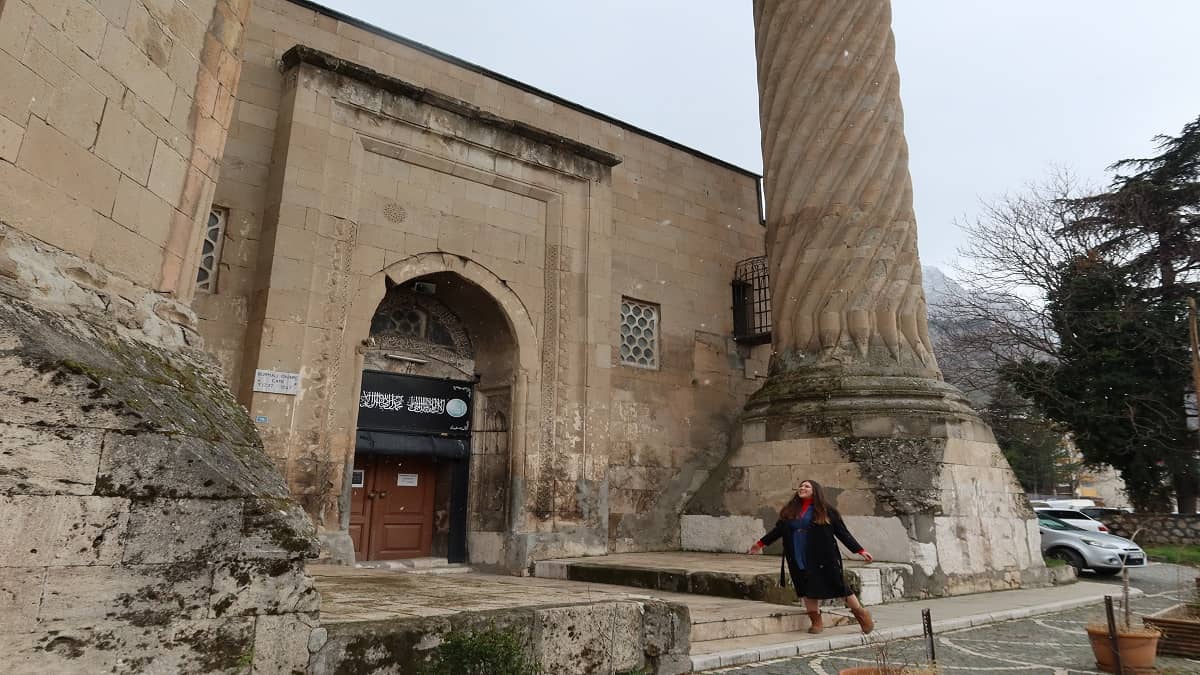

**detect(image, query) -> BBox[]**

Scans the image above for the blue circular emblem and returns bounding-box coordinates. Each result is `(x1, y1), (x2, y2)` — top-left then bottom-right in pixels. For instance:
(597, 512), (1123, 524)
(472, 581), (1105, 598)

(446, 398), (468, 418)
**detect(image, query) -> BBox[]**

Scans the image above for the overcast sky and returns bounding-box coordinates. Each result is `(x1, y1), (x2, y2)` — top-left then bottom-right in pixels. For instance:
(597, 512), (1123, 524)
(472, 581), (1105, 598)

(320, 0), (1200, 271)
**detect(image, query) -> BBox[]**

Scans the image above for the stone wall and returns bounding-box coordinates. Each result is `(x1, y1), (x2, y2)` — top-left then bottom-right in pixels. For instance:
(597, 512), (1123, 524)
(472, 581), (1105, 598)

(1104, 513), (1200, 547)
(193, 0), (768, 565)
(308, 599), (691, 675)
(0, 0), (249, 302)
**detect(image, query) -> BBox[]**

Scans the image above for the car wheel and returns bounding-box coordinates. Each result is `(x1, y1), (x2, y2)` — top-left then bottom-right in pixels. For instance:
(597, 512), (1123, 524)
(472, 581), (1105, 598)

(1047, 547), (1084, 572)
(1092, 567), (1122, 577)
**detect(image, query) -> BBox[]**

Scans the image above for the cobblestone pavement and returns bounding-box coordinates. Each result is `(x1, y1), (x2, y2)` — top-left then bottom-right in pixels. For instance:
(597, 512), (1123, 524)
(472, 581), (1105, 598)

(718, 563), (1200, 674)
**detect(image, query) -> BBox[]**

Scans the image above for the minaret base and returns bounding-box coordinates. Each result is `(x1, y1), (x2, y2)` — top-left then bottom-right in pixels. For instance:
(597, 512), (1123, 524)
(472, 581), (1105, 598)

(684, 374), (1050, 598)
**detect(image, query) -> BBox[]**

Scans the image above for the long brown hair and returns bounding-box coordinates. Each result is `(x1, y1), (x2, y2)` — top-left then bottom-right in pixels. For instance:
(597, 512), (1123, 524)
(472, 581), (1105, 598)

(780, 479), (831, 525)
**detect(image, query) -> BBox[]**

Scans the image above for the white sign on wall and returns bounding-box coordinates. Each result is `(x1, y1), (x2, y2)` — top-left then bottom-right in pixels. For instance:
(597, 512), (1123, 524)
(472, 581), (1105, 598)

(253, 369), (301, 395)
(396, 473), (419, 487)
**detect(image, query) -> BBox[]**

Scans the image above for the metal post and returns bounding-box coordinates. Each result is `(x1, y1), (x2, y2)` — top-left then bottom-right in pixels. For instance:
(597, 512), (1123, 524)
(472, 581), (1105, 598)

(922, 608), (936, 664)
(1105, 595), (1123, 674)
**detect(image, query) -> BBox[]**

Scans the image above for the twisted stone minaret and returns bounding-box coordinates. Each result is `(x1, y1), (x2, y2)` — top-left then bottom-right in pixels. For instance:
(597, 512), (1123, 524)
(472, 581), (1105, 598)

(755, 0), (934, 379)
(684, 1), (1047, 597)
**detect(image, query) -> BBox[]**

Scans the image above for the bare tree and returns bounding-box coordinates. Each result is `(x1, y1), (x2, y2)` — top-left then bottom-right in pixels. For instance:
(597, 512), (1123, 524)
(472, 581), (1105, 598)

(930, 170), (1108, 396)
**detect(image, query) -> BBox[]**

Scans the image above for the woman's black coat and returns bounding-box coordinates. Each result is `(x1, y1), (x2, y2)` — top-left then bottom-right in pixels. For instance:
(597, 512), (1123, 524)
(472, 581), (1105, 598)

(760, 508), (863, 599)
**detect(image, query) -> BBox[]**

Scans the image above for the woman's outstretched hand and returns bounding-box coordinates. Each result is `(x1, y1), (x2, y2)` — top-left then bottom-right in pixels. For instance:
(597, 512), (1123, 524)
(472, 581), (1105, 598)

(859, 550), (874, 563)
(747, 541), (764, 555)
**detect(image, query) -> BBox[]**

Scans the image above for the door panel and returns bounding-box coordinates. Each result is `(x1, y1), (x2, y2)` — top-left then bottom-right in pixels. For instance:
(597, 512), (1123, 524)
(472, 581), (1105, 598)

(367, 456), (435, 560)
(349, 457), (371, 561)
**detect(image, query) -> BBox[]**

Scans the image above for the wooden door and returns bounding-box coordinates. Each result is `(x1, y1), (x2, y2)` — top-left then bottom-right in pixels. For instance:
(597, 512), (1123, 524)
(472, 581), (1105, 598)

(366, 456), (436, 560)
(349, 456), (372, 561)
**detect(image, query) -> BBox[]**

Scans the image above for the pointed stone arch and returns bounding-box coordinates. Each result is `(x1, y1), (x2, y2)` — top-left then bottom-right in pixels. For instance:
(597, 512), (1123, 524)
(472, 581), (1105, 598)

(335, 252), (540, 566)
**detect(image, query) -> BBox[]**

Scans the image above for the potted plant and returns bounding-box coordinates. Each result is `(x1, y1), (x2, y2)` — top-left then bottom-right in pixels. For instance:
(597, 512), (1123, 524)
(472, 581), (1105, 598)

(1142, 554), (1200, 657)
(1085, 530), (1161, 672)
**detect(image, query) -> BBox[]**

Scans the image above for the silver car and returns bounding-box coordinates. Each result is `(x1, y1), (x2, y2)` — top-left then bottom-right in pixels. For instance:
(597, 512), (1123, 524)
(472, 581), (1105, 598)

(1038, 513), (1147, 575)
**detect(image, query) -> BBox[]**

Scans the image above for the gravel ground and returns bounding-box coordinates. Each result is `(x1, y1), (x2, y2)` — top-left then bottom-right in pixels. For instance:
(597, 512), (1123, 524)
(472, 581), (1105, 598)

(718, 563), (1200, 674)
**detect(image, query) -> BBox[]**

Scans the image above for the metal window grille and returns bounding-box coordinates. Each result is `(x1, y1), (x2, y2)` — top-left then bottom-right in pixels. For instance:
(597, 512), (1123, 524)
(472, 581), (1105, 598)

(195, 207), (227, 292)
(619, 298), (659, 369)
(732, 255), (771, 344)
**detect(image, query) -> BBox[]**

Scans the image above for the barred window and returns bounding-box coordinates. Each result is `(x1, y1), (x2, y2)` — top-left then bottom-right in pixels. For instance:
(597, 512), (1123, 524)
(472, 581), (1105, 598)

(195, 207), (227, 292)
(619, 298), (659, 369)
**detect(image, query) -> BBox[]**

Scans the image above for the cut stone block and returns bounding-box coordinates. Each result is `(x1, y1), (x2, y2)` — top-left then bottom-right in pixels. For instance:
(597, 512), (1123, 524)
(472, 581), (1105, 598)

(0, 495), (128, 566)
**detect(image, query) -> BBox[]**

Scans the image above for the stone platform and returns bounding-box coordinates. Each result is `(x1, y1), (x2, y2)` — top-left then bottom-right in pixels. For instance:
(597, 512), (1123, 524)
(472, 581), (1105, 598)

(533, 551), (911, 606)
(309, 559), (1098, 673)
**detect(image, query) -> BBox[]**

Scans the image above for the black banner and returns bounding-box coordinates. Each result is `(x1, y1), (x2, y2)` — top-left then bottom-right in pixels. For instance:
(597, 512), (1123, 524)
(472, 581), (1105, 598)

(357, 370), (473, 436)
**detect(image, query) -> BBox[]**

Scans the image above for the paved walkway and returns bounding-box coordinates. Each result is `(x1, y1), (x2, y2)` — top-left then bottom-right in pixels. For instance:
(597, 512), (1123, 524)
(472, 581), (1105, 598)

(716, 563), (1200, 674)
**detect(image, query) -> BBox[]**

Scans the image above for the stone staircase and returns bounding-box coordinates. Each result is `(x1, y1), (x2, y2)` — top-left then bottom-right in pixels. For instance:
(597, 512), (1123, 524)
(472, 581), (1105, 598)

(532, 552), (909, 671)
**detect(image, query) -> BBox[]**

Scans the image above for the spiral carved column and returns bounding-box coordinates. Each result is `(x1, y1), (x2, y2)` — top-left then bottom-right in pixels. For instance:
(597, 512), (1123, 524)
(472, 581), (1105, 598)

(690, 0), (1048, 596)
(755, 0), (939, 384)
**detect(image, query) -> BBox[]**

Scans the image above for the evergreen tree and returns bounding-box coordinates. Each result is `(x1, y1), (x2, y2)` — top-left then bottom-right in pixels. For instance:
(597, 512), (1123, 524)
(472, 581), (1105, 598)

(1058, 115), (1200, 511)
(1004, 258), (1190, 512)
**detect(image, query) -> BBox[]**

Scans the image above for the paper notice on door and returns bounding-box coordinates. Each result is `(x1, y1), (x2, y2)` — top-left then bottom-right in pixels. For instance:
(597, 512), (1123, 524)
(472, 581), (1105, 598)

(396, 473), (419, 487)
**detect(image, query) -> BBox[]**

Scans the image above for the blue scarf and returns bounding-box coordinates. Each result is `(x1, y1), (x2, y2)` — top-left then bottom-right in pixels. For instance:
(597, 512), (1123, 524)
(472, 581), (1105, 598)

(787, 506), (815, 570)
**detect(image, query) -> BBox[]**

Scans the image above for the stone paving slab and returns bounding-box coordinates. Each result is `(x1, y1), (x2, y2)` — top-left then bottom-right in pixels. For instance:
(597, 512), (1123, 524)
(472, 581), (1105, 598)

(311, 564), (810, 625)
(690, 580), (1134, 671)
(716, 564), (1200, 674)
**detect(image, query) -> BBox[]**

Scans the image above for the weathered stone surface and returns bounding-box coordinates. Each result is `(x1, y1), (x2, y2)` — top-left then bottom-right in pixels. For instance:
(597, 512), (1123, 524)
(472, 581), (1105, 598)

(122, 498), (244, 564)
(40, 563), (213, 626)
(0, 299), (260, 447)
(840, 515), (914, 564)
(0, 567), (44, 631)
(97, 433), (290, 500)
(252, 612), (319, 675)
(642, 600), (691, 675)
(212, 559), (319, 617)
(534, 602), (643, 673)
(0, 422), (102, 495)
(242, 497), (321, 560)
(680, 514), (763, 552)
(0, 619), (256, 674)
(0, 495), (128, 566)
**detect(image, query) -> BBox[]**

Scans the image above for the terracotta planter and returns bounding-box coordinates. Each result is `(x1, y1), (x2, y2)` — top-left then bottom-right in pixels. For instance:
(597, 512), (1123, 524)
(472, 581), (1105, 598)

(1085, 624), (1160, 672)
(1144, 603), (1200, 657)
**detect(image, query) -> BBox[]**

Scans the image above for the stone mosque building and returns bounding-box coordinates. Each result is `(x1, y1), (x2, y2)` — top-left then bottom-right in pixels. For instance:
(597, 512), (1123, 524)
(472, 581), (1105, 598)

(0, 0), (1046, 669)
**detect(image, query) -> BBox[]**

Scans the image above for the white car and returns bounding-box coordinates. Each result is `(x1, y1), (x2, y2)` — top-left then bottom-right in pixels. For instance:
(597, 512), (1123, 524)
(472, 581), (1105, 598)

(1034, 507), (1108, 532)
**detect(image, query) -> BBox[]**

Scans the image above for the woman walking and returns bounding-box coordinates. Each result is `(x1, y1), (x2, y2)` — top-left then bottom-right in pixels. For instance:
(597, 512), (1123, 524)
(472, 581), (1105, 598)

(748, 479), (875, 634)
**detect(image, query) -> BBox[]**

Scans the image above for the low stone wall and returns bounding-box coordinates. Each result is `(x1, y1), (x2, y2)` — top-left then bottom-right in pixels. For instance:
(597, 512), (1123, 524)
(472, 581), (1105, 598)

(308, 599), (691, 675)
(1103, 514), (1200, 546)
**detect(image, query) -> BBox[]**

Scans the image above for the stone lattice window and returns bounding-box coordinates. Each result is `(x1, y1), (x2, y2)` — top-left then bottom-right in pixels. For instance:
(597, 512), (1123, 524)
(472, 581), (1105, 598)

(372, 306), (427, 338)
(619, 298), (659, 369)
(195, 207), (227, 292)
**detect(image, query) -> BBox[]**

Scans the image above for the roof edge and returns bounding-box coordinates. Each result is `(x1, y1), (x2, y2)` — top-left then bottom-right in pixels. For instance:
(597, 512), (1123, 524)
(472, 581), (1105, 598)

(281, 45), (623, 168)
(283, 0), (762, 179)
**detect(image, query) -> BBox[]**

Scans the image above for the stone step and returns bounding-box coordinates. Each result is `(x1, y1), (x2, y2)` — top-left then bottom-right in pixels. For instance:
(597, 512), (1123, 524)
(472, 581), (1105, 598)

(533, 552), (907, 606)
(689, 603), (857, 642)
(353, 557), (471, 574)
(689, 619), (869, 672)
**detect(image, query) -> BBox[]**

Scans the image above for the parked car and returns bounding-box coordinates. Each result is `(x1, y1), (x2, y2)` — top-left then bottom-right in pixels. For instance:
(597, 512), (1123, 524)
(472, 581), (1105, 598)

(1080, 506), (1132, 522)
(1038, 513), (1147, 575)
(1034, 507), (1108, 532)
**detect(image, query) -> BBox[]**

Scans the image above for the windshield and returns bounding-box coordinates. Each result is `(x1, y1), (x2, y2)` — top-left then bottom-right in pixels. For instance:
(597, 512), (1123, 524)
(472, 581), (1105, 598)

(1039, 514), (1085, 531)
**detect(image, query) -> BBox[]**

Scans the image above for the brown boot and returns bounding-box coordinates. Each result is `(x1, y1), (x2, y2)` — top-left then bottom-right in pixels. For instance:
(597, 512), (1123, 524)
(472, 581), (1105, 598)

(806, 610), (824, 634)
(851, 607), (874, 634)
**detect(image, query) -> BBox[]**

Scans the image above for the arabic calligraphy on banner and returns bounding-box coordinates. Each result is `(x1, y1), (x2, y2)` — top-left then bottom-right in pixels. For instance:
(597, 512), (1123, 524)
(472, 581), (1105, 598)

(357, 370), (473, 436)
